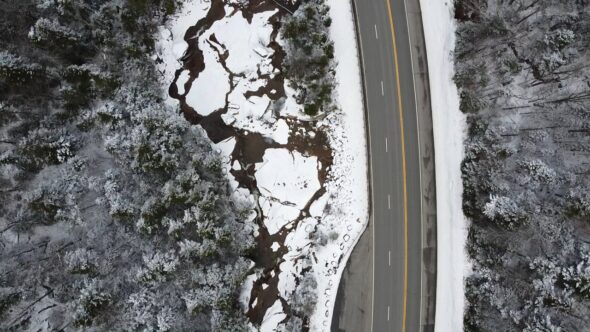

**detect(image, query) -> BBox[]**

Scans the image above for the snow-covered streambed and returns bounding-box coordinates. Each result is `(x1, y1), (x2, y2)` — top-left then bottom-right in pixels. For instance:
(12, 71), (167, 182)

(156, 0), (368, 330)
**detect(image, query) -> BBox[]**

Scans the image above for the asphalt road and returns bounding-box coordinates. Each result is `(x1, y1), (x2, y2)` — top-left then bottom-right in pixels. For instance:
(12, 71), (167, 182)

(340, 0), (432, 331)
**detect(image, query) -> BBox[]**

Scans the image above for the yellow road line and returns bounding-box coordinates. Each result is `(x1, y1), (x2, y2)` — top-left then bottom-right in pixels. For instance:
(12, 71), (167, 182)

(384, 0), (409, 331)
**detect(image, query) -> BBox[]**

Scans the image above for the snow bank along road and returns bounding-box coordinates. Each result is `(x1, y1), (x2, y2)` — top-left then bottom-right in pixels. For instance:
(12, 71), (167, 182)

(332, 0), (438, 331)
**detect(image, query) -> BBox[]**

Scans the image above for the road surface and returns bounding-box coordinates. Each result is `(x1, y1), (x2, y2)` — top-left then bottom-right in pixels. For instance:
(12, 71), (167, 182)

(331, 0), (437, 331)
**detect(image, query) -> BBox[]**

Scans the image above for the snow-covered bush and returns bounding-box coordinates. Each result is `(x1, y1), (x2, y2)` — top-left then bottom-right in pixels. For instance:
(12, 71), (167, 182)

(281, 0), (336, 116)
(291, 271), (318, 318)
(28, 17), (81, 46)
(136, 251), (180, 283)
(12, 128), (75, 171)
(561, 255), (590, 299)
(71, 279), (111, 327)
(103, 100), (189, 175)
(126, 289), (175, 332)
(483, 195), (528, 229)
(278, 315), (303, 332)
(182, 287), (219, 313)
(64, 248), (97, 274)
(100, 169), (134, 218)
(0, 51), (43, 84)
(520, 159), (557, 184)
(567, 187), (590, 221)
(523, 314), (562, 332)
(178, 238), (217, 259)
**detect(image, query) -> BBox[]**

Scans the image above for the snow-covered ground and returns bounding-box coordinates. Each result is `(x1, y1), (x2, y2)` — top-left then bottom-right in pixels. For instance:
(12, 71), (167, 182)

(418, 0), (468, 331)
(308, 0), (369, 329)
(156, 0), (368, 331)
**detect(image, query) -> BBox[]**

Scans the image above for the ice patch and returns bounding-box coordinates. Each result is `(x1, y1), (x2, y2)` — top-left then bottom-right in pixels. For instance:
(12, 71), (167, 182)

(176, 70), (190, 95)
(261, 300), (286, 331)
(185, 41), (230, 115)
(256, 149), (320, 210)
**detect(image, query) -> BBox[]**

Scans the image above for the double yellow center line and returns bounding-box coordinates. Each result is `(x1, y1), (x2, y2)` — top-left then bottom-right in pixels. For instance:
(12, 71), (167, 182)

(384, 0), (409, 331)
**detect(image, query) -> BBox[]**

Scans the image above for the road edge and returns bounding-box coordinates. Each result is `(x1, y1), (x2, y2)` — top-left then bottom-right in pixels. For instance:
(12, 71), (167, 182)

(404, 0), (438, 330)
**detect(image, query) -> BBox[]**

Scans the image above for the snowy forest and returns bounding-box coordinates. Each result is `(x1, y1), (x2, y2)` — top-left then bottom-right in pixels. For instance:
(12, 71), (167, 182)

(455, 0), (590, 330)
(0, 0), (346, 330)
(0, 0), (257, 330)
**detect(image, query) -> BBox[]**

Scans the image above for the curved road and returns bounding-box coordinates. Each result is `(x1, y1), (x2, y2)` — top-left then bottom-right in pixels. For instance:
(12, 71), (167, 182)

(361, 0), (423, 330)
(332, 0), (437, 331)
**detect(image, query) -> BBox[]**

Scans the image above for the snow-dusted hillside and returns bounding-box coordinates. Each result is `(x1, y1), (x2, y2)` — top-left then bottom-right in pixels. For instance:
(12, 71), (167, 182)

(455, 0), (590, 330)
(0, 1), (256, 330)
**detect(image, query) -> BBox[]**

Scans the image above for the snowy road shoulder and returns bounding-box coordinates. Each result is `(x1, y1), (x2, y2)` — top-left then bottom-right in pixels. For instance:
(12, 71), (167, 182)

(418, 1), (468, 331)
(308, 0), (370, 329)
